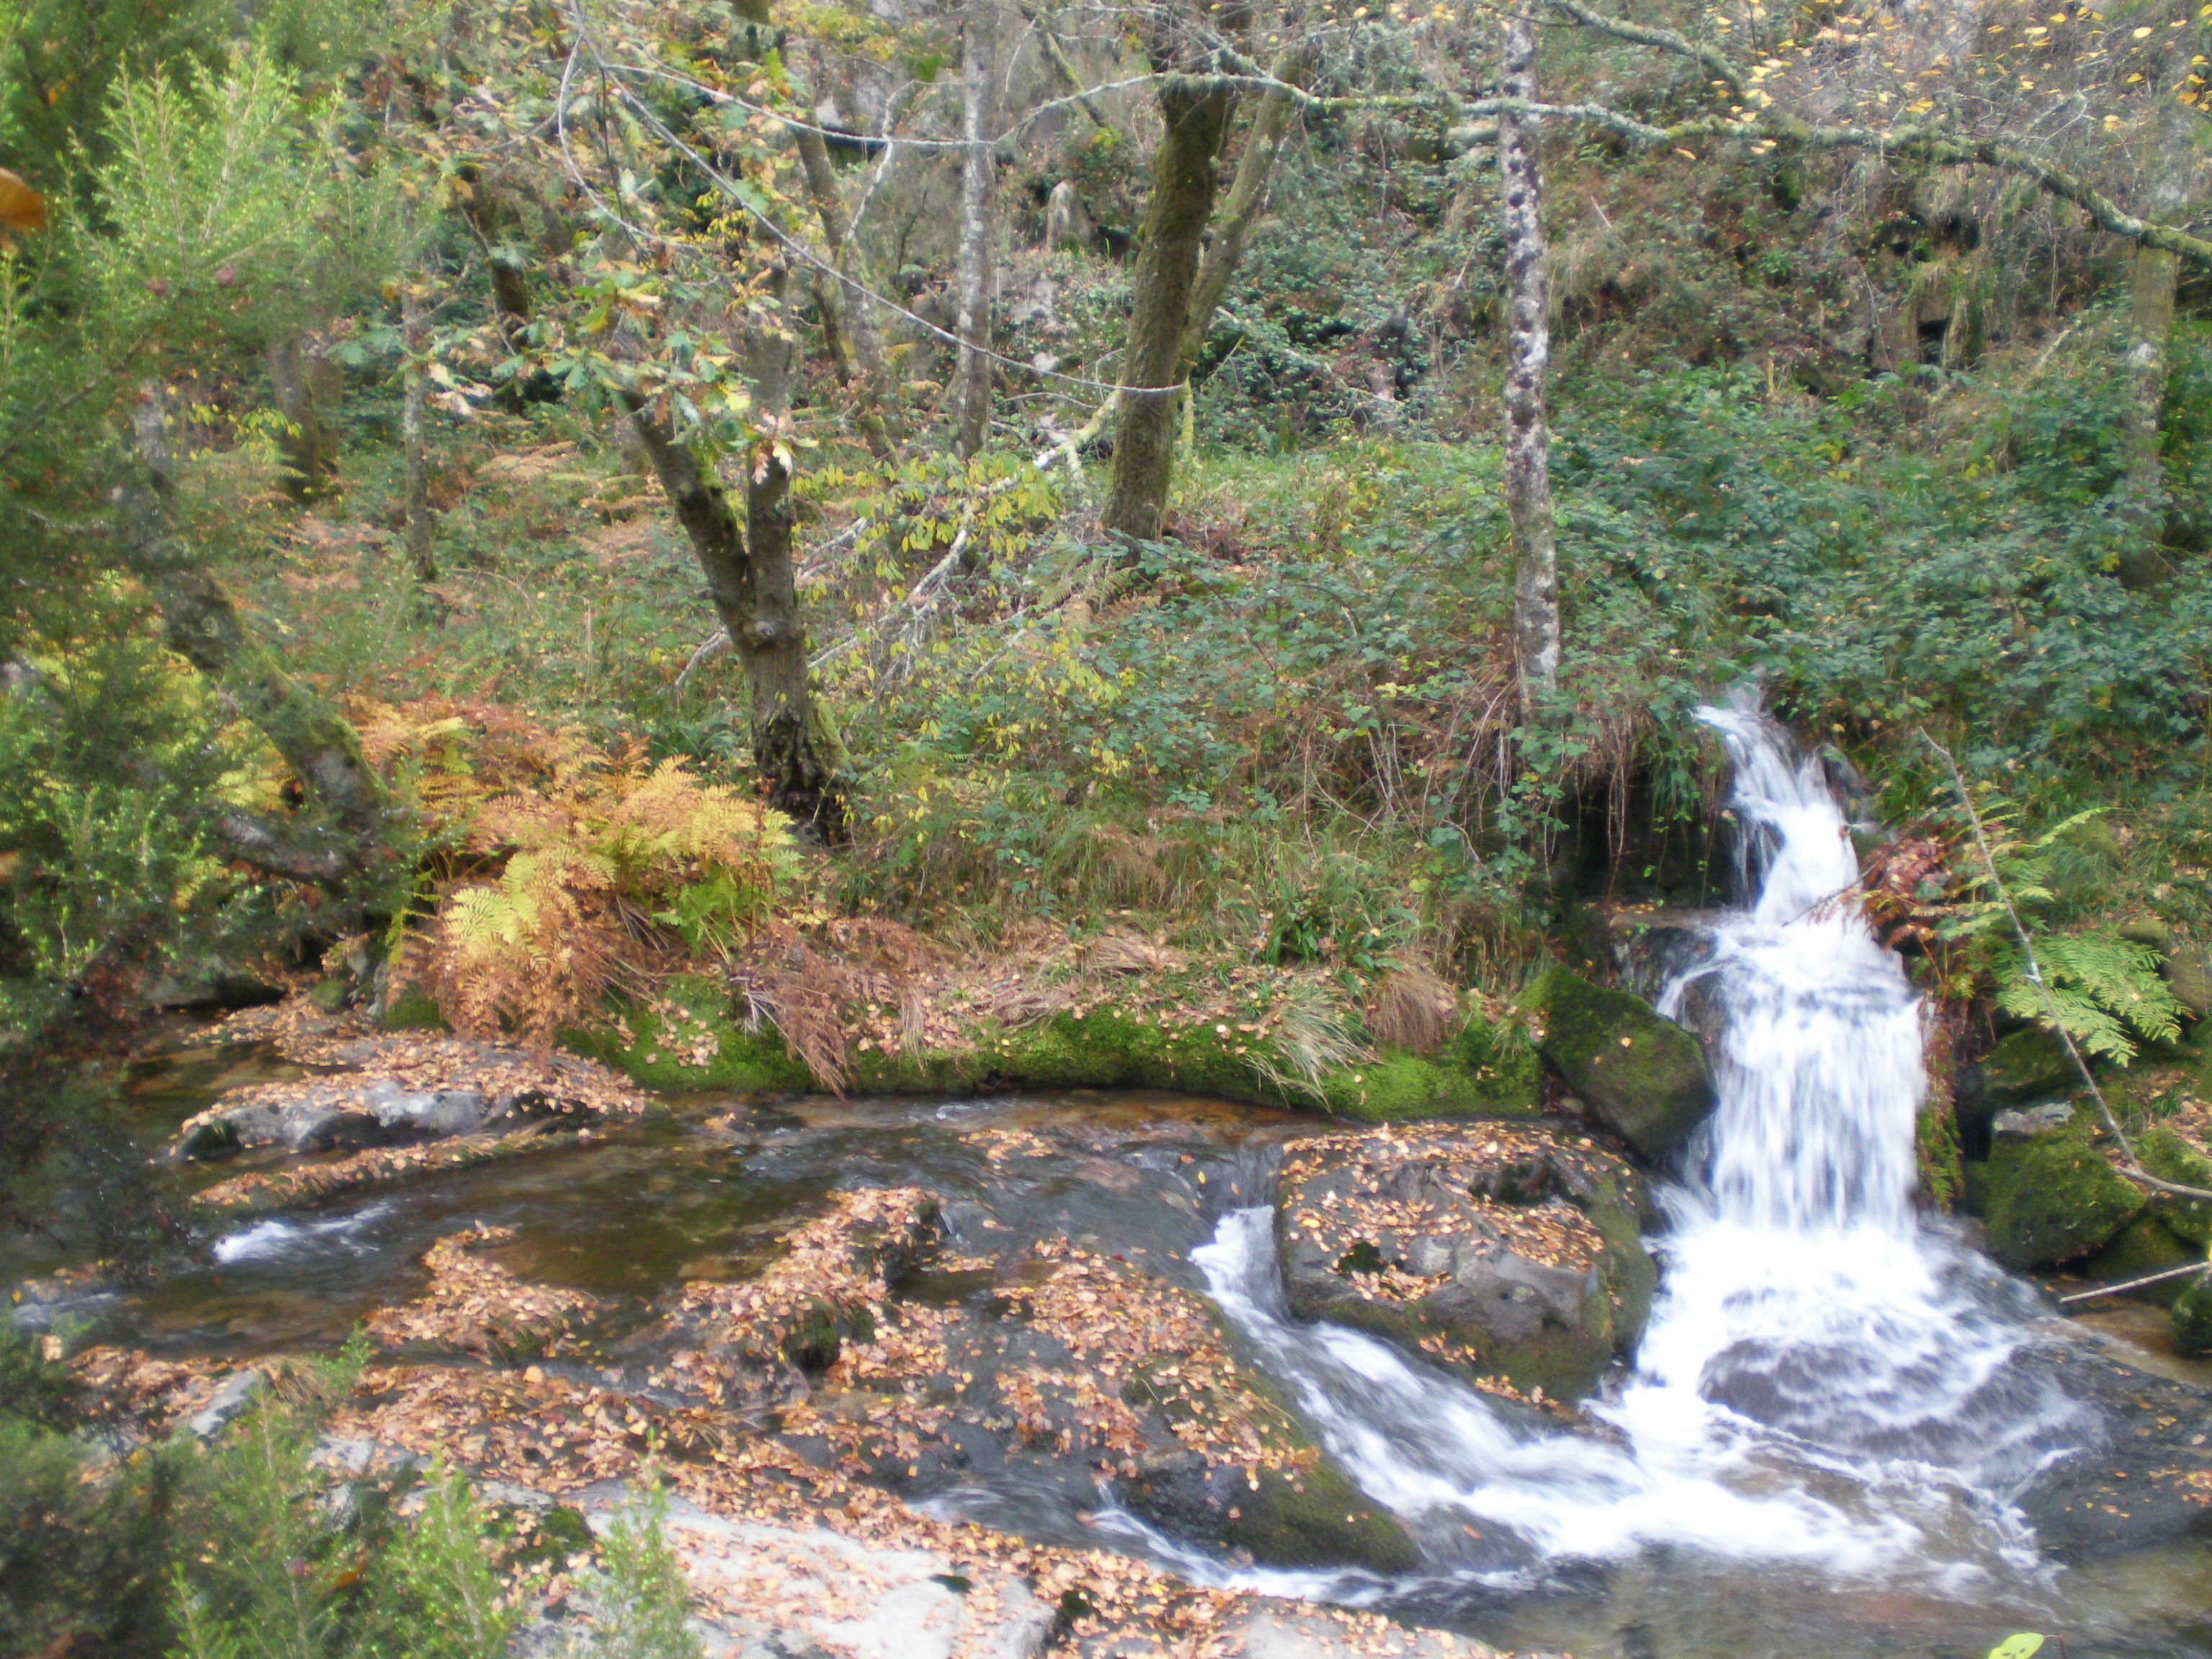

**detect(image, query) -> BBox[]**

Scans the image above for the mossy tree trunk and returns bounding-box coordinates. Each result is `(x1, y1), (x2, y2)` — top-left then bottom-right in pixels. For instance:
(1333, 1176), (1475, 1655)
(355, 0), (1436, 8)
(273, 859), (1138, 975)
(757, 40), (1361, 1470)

(128, 388), (387, 884)
(266, 334), (342, 501)
(1497, 9), (1560, 712)
(952, 4), (998, 459)
(623, 266), (847, 840)
(1102, 78), (1238, 544)
(1175, 50), (1307, 380)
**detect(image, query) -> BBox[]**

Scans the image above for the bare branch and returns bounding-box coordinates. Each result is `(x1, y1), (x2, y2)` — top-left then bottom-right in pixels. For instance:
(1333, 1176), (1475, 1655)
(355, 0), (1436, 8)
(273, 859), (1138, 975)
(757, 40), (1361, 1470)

(1541, 0), (1748, 98)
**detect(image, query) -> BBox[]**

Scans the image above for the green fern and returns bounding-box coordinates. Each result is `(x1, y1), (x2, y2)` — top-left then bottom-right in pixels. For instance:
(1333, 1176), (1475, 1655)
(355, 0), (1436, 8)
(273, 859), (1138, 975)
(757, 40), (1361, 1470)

(1990, 930), (2183, 1063)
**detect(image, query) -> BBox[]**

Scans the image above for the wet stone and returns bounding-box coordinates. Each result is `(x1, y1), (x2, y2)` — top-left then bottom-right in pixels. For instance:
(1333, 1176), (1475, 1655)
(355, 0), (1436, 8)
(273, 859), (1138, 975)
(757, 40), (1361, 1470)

(1272, 1123), (1653, 1403)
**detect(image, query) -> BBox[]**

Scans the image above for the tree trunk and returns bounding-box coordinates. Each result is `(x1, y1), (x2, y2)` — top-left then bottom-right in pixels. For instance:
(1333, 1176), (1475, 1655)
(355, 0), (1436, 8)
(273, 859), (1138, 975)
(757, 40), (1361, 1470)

(1498, 10), (1560, 713)
(1102, 81), (1238, 543)
(1177, 51), (1305, 378)
(622, 268), (846, 840)
(401, 274), (437, 583)
(128, 387), (387, 882)
(796, 123), (899, 457)
(2121, 91), (2192, 578)
(953, 6), (998, 459)
(267, 335), (342, 500)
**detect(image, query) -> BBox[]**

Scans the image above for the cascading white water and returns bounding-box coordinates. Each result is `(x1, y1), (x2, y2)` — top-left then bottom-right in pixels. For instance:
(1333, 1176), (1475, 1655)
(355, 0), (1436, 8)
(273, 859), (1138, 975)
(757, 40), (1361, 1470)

(1187, 697), (2089, 1596)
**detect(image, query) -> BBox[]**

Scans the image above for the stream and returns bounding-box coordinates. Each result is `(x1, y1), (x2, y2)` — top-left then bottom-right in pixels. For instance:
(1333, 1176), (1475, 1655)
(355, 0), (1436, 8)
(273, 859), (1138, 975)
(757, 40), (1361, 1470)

(12, 704), (2212, 1659)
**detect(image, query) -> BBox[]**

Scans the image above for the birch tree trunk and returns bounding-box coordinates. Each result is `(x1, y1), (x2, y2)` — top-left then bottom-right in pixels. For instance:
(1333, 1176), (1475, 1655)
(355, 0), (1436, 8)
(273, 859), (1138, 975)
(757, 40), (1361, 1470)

(1497, 9), (1560, 713)
(401, 273), (436, 583)
(2121, 89), (2193, 573)
(624, 266), (847, 840)
(796, 122), (899, 457)
(1102, 81), (1238, 542)
(953, 6), (998, 459)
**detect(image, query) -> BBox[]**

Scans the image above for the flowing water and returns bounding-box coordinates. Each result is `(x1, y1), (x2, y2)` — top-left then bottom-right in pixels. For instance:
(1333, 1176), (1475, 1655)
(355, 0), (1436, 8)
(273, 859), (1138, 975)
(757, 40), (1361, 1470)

(13, 702), (2212, 1657)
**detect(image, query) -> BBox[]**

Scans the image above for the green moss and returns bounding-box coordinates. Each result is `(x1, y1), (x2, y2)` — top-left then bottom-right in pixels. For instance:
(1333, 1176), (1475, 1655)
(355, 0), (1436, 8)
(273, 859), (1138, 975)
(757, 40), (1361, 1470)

(2173, 1272), (2212, 1357)
(1523, 966), (1712, 1160)
(2141, 1125), (2212, 1247)
(377, 979), (447, 1032)
(1982, 1120), (2145, 1268)
(2080, 1215), (2200, 1306)
(1977, 1027), (2074, 1107)
(1917, 1099), (1964, 1213)
(576, 977), (1539, 1121)
(562, 973), (810, 1093)
(1121, 1360), (1418, 1573)
(307, 978), (351, 1012)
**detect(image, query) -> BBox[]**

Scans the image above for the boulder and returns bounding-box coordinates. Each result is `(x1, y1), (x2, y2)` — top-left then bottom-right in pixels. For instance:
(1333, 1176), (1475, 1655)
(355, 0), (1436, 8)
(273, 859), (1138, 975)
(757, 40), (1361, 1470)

(1975, 1027), (2076, 1107)
(2173, 1271), (2212, 1357)
(2141, 1125), (2212, 1247)
(1524, 966), (1714, 1161)
(2014, 1341), (2212, 1557)
(1981, 1110), (2144, 1268)
(1274, 1123), (1653, 1403)
(174, 1076), (512, 1160)
(2077, 1215), (2200, 1306)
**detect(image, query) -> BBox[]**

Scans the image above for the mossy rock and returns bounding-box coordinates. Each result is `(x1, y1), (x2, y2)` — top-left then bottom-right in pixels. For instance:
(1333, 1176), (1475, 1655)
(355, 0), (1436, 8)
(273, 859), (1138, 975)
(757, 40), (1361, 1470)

(1120, 1362), (1419, 1573)
(2079, 1215), (2200, 1306)
(2172, 1272), (2212, 1358)
(307, 978), (353, 1012)
(1983, 1119), (2145, 1268)
(578, 976), (1541, 1121)
(2141, 1125), (2212, 1247)
(377, 979), (448, 1032)
(1976, 1027), (2074, 1107)
(1523, 966), (1712, 1161)
(1274, 1124), (1652, 1403)
(563, 974), (810, 1093)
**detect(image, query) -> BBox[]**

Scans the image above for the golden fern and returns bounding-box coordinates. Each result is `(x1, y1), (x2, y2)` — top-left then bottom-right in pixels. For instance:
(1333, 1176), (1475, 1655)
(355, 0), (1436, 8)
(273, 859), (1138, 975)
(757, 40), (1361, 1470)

(352, 703), (806, 1051)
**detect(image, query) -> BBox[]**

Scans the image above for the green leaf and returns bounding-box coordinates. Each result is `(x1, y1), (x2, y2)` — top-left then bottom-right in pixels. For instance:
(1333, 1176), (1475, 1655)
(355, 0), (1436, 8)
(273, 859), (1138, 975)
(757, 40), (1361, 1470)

(1987, 1635), (2044, 1659)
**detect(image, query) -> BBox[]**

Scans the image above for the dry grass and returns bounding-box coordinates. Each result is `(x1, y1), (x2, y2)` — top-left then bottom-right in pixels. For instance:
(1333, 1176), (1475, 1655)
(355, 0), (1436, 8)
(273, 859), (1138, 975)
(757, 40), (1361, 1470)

(1365, 965), (1460, 1056)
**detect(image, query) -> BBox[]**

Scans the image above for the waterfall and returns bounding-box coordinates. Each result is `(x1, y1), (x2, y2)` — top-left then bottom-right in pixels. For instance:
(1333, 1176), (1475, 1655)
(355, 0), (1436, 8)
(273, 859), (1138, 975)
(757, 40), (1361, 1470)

(1188, 698), (2089, 1595)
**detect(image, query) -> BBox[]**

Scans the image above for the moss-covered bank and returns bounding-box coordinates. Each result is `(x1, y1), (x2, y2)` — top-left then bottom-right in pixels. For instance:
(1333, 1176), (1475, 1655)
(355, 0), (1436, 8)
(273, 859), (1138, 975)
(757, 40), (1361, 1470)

(565, 973), (1542, 1121)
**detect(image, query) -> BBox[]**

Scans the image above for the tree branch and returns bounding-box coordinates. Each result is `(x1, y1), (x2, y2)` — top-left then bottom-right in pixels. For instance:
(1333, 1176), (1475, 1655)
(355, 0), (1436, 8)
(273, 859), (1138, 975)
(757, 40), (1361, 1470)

(1540, 0), (1748, 97)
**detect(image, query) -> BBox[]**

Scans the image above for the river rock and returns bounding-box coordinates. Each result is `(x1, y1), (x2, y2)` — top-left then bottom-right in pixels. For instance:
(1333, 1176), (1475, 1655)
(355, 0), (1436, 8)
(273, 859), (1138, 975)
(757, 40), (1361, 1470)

(2013, 1341), (2212, 1557)
(2141, 1125), (2212, 1246)
(1523, 966), (1714, 1162)
(2079, 1215), (2201, 1306)
(2171, 1271), (2212, 1356)
(1981, 1109), (2144, 1268)
(1273, 1123), (1653, 1402)
(174, 1076), (511, 1159)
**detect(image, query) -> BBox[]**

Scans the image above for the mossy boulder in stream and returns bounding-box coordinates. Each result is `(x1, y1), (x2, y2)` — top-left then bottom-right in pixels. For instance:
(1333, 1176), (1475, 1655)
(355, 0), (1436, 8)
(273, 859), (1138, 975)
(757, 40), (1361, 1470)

(1274, 1123), (1653, 1402)
(2172, 1271), (2212, 1357)
(2141, 1125), (2212, 1246)
(1523, 966), (1713, 1161)
(2079, 1214), (2200, 1305)
(1982, 1108), (2144, 1268)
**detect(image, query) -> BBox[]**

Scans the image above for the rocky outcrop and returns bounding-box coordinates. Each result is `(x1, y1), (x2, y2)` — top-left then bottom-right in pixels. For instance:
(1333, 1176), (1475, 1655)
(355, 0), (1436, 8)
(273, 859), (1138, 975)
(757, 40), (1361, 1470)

(173, 1036), (644, 1161)
(1523, 966), (1714, 1161)
(1273, 1123), (1653, 1403)
(2014, 1341), (2212, 1558)
(1979, 1107), (2144, 1268)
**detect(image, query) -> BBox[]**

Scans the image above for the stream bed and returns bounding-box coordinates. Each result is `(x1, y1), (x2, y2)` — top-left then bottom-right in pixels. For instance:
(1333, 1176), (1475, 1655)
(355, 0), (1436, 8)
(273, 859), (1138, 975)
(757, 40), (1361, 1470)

(13, 701), (2212, 1659)
(12, 1062), (2212, 1659)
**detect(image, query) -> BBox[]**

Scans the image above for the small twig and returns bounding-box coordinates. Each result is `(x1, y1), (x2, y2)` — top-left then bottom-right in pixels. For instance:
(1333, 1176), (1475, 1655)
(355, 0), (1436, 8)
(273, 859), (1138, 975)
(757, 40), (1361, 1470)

(1920, 729), (2212, 1204)
(2057, 1259), (2209, 1304)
